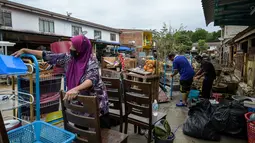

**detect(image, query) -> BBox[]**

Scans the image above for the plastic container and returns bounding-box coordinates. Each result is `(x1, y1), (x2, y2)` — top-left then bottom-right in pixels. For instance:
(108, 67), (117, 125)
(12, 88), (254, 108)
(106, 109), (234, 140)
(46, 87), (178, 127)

(152, 100), (159, 116)
(20, 78), (62, 96)
(212, 93), (223, 102)
(46, 111), (63, 125)
(188, 90), (200, 99)
(248, 108), (255, 112)
(244, 101), (255, 112)
(4, 120), (22, 132)
(0, 55), (27, 75)
(8, 121), (75, 143)
(245, 112), (255, 143)
(154, 132), (175, 143)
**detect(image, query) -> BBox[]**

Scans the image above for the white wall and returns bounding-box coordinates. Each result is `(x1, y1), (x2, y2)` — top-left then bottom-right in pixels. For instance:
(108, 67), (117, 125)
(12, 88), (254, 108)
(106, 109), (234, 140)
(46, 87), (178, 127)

(2, 8), (119, 42)
(10, 9), (39, 32)
(224, 26), (248, 39)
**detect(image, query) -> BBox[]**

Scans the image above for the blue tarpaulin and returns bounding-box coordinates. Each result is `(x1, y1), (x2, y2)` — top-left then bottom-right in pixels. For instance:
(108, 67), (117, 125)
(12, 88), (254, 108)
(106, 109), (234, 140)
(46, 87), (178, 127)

(117, 46), (135, 51)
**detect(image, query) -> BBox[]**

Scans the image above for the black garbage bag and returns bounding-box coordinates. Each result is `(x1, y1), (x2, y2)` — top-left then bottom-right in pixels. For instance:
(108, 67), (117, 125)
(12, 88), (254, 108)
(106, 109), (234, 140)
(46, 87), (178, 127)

(183, 100), (221, 141)
(211, 101), (247, 139)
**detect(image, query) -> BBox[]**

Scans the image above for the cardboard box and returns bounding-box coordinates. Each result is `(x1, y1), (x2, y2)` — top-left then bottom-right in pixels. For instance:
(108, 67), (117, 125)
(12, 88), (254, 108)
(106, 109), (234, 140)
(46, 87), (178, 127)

(124, 58), (137, 70)
(102, 57), (118, 69)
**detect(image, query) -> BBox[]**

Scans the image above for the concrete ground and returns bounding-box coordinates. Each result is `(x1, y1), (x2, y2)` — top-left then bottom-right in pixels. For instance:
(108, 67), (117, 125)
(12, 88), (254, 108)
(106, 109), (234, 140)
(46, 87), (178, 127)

(0, 84), (247, 143)
(118, 91), (247, 143)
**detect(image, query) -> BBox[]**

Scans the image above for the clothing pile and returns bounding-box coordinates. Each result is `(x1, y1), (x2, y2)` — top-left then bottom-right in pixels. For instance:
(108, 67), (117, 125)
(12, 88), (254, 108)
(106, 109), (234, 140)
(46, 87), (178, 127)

(183, 99), (247, 141)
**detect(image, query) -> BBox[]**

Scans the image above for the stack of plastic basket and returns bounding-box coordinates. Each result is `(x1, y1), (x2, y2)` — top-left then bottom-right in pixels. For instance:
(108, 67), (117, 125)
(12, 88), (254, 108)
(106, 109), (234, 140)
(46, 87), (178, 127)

(19, 73), (62, 120)
(244, 101), (255, 113)
(8, 121), (75, 143)
(245, 112), (255, 143)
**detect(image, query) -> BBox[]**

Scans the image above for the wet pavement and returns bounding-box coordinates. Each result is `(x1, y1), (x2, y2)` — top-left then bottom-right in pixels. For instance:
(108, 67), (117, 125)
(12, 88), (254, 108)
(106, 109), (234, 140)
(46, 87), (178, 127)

(0, 84), (247, 143)
(115, 91), (247, 143)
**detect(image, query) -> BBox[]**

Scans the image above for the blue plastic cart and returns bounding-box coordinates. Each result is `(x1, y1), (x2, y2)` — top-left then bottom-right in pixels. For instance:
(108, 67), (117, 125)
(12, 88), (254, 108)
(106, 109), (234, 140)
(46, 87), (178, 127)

(0, 54), (75, 143)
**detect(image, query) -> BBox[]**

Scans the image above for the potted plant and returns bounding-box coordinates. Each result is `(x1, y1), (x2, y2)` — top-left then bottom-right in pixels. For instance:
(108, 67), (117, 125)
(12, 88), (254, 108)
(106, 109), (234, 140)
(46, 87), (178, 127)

(153, 119), (175, 143)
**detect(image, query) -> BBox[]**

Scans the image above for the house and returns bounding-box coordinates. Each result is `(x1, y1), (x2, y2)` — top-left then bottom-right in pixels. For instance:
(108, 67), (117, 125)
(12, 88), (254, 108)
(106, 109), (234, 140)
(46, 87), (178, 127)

(0, 0), (120, 54)
(201, 0), (255, 95)
(192, 42), (221, 53)
(219, 26), (247, 65)
(226, 27), (255, 86)
(119, 29), (152, 54)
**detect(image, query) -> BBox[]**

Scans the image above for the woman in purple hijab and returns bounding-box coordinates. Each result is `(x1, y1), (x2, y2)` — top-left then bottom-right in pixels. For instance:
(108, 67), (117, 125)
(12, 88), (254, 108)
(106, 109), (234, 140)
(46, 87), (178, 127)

(12, 35), (110, 128)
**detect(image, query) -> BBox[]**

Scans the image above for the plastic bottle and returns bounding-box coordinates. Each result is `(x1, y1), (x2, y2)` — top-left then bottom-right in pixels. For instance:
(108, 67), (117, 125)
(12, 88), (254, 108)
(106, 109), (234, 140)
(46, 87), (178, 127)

(152, 100), (159, 116)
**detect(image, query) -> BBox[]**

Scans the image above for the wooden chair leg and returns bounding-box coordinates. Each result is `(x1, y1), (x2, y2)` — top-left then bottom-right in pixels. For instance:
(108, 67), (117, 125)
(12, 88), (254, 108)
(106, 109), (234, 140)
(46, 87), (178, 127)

(124, 120), (128, 134)
(134, 125), (137, 133)
(119, 118), (123, 133)
(148, 127), (152, 143)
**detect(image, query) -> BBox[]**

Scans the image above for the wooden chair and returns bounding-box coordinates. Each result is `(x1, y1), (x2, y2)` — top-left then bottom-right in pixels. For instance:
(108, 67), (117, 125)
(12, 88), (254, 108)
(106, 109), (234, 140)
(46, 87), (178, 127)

(0, 111), (9, 143)
(60, 91), (128, 143)
(123, 79), (166, 143)
(102, 77), (124, 132)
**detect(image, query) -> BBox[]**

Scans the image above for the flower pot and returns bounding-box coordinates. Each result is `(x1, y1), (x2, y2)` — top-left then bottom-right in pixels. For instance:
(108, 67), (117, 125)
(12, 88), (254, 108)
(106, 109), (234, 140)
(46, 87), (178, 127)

(154, 132), (175, 143)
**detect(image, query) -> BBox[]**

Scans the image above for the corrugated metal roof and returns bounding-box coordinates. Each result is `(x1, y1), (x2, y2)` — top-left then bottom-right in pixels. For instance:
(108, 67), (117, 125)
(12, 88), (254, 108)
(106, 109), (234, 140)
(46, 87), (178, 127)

(201, 0), (215, 26)
(202, 0), (255, 26)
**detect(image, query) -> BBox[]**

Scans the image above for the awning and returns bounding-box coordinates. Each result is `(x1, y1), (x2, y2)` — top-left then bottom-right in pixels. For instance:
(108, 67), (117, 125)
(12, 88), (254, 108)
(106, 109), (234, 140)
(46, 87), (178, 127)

(202, 0), (255, 26)
(90, 39), (120, 46)
(115, 46), (135, 51)
(0, 41), (15, 47)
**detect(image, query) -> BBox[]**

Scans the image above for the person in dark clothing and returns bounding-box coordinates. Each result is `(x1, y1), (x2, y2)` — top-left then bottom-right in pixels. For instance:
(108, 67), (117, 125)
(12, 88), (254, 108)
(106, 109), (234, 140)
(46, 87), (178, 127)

(194, 55), (216, 99)
(168, 53), (195, 105)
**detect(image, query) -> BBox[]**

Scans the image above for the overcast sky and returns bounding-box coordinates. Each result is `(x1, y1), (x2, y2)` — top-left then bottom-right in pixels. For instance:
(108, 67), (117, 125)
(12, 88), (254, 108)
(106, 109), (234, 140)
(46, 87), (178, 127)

(11, 0), (220, 32)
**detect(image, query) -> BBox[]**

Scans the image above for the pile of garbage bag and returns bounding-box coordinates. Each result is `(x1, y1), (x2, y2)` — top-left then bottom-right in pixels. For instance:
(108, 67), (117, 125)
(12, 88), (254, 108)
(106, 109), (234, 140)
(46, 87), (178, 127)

(183, 99), (247, 141)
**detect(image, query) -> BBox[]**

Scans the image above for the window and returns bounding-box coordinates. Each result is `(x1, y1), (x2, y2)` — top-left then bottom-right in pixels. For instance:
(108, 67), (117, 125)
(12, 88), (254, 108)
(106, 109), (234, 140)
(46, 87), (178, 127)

(39, 19), (54, 33)
(1, 11), (12, 27)
(110, 33), (116, 41)
(72, 26), (82, 36)
(94, 30), (101, 39)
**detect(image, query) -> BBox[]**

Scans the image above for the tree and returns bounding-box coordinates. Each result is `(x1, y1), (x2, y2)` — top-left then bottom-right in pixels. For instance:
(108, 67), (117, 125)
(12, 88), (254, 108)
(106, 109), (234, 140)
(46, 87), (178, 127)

(153, 24), (194, 60)
(153, 23), (176, 61)
(191, 28), (208, 42)
(198, 39), (208, 53)
(206, 30), (221, 42)
(174, 32), (192, 53)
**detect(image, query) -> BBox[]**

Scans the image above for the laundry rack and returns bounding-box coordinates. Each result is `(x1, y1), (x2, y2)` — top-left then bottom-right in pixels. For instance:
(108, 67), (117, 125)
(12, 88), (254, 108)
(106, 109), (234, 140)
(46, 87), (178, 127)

(0, 54), (34, 120)
(17, 54), (63, 121)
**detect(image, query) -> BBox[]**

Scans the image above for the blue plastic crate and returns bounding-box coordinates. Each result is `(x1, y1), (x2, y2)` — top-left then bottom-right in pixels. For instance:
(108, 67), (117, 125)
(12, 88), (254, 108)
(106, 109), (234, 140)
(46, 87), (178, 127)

(248, 107), (255, 112)
(0, 55), (27, 75)
(8, 121), (75, 143)
(188, 90), (200, 99)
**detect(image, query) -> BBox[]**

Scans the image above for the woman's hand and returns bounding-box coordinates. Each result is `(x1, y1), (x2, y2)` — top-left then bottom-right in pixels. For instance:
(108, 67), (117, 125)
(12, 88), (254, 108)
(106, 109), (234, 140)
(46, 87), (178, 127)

(12, 48), (26, 57)
(63, 88), (79, 101)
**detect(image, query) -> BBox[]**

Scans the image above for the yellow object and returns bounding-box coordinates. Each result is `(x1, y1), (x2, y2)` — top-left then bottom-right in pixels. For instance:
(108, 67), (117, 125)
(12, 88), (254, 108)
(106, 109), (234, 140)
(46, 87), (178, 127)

(45, 111), (63, 125)
(144, 59), (156, 74)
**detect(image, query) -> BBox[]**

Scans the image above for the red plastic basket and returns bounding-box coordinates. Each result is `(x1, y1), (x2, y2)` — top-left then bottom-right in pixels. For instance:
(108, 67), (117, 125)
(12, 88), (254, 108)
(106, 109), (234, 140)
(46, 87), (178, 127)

(212, 93), (222, 102)
(245, 112), (255, 143)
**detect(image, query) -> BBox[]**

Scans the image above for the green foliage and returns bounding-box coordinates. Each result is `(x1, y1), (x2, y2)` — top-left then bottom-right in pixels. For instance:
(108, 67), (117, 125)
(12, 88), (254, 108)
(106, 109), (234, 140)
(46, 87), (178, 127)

(191, 28), (208, 42)
(153, 24), (221, 57)
(206, 30), (221, 42)
(198, 39), (208, 52)
(152, 23), (177, 61)
(153, 23), (193, 60)
(174, 32), (192, 53)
